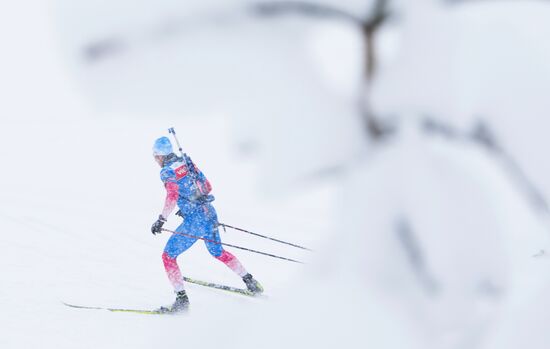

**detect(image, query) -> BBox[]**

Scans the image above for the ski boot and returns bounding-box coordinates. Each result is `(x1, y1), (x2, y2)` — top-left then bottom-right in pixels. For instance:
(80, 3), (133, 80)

(159, 290), (190, 313)
(242, 274), (264, 295)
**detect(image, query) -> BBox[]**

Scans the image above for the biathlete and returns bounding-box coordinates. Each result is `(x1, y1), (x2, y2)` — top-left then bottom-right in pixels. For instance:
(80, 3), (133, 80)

(150, 136), (263, 312)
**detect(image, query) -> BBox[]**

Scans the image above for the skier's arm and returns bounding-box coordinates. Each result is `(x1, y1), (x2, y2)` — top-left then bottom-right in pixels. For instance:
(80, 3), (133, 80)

(161, 181), (179, 219)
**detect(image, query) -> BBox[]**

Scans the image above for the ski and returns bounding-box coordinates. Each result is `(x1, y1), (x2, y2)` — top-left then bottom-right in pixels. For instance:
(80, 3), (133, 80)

(62, 302), (181, 315)
(182, 276), (258, 297)
(63, 277), (261, 314)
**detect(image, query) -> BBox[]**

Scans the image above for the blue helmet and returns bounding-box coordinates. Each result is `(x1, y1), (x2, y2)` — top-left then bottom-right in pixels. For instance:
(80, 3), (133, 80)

(152, 137), (173, 156)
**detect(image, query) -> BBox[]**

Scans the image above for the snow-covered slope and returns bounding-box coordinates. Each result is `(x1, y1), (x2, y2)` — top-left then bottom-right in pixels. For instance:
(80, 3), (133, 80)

(0, 115), (338, 348)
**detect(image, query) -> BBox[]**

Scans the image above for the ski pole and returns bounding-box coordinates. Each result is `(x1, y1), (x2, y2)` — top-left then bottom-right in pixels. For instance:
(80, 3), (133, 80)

(161, 228), (304, 264)
(219, 223), (313, 252)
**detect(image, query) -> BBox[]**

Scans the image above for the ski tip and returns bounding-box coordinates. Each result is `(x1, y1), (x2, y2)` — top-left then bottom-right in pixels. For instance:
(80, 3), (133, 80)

(62, 302), (102, 310)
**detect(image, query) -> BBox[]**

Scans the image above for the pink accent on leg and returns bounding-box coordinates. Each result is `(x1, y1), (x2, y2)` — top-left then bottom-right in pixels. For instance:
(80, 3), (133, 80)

(216, 250), (247, 277)
(162, 252), (185, 292)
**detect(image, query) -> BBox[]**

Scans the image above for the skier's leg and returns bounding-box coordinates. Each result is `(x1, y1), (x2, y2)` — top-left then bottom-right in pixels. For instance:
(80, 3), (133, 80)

(162, 223), (198, 292)
(201, 205), (263, 293)
(206, 230), (264, 293)
(158, 222), (198, 312)
(216, 251), (248, 277)
(162, 251), (185, 292)
(198, 206), (242, 271)
(202, 220), (248, 277)
(210, 239), (263, 294)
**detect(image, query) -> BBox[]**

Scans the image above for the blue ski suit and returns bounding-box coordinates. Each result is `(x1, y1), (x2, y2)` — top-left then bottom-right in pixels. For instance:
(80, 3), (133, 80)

(160, 154), (223, 258)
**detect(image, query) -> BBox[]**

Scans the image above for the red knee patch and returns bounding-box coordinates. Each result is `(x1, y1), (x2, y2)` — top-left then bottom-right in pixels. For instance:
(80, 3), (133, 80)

(215, 250), (234, 263)
(162, 252), (176, 265)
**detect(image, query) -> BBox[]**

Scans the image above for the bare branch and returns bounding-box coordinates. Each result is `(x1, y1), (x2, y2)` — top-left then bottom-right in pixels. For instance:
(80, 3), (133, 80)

(422, 117), (550, 217)
(251, 0), (393, 29)
(364, 0), (392, 32)
(84, 37), (127, 63)
(250, 1), (364, 24)
(395, 218), (440, 296)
